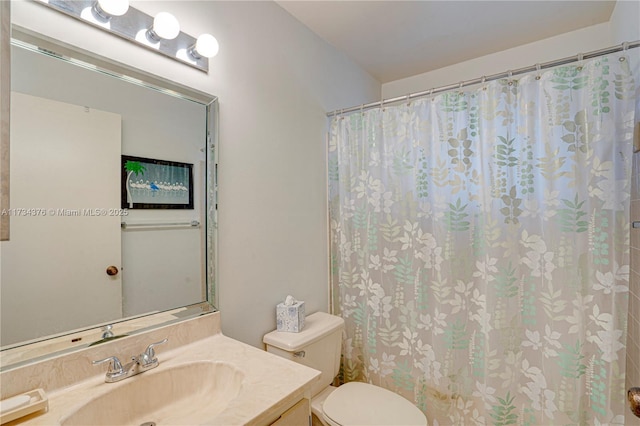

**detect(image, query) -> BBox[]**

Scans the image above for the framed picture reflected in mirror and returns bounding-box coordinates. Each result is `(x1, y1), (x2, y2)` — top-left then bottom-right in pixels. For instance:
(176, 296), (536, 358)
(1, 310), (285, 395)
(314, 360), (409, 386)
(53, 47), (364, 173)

(121, 155), (194, 209)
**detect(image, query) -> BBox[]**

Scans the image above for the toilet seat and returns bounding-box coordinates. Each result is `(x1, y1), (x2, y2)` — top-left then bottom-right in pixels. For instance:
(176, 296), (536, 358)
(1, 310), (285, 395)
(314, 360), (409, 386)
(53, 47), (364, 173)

(322, 382), (427, 426)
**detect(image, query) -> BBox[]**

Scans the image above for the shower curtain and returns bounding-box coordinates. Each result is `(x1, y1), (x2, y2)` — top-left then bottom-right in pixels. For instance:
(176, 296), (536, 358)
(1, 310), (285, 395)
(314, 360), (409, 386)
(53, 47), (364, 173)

(329, 52), (639, 425)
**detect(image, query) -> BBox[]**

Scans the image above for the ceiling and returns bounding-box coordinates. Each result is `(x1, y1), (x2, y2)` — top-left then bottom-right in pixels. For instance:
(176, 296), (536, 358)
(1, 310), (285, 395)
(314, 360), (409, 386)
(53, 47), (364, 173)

(276, 1), (617, 83)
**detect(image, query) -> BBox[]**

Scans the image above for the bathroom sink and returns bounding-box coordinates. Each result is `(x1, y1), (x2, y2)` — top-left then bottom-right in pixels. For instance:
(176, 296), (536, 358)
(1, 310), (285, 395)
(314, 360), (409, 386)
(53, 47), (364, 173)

(60, 361), (245, 426)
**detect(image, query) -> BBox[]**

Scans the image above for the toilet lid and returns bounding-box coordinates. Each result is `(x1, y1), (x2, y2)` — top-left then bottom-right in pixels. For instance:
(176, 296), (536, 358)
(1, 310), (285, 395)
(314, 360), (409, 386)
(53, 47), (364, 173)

(322, 382), (427, 426)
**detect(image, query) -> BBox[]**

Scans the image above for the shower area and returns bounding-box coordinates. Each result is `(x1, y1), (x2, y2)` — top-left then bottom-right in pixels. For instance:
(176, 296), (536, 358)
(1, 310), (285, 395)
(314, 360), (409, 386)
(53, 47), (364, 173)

(328, 45), (640, 425)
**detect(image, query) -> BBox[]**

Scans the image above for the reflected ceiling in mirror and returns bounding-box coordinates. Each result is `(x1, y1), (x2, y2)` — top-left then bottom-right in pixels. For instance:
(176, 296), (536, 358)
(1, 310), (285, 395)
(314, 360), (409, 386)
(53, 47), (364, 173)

(0, 27), (218, 370)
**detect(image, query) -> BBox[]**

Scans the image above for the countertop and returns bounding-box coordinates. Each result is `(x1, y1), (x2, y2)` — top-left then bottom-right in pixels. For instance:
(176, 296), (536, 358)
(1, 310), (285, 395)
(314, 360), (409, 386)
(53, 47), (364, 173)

(1, 312), (321, 425)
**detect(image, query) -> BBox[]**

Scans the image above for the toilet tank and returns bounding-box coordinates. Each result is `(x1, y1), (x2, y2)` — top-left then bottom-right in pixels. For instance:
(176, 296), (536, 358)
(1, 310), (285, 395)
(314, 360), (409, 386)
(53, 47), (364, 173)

(263, 312), (344, 398)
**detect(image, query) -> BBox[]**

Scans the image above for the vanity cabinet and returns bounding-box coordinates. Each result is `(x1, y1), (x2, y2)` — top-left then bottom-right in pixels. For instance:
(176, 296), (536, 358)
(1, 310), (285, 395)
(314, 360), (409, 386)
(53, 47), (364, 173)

(270, 398), (310, 426)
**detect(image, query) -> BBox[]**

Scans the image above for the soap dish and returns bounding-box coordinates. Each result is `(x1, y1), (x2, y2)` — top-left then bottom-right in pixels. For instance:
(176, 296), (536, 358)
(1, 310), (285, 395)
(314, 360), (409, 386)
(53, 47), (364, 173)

(0, 389), (48, 425)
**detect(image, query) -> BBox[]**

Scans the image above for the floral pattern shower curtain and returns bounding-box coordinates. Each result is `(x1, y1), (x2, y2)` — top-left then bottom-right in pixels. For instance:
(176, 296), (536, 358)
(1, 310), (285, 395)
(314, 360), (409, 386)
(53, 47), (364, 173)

(329, 53), (638, 425)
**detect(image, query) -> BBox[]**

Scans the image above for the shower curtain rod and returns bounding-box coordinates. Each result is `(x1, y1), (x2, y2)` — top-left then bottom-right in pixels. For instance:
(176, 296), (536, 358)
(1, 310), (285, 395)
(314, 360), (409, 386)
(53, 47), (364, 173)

(327, 40), (640, 117)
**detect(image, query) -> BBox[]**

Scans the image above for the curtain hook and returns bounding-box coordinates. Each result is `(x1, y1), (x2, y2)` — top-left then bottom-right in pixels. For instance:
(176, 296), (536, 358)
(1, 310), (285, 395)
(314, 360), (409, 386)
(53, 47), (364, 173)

(535, 63), (541, 80)
(481, 75), (487, 90)
(360, 104), (364, 116)
(577, 53), (584, 71)
(406, 94), (411, 106)
(430, 88), (435, 101)
(620, 42), (629, 62)
(507, 70), (513, 86)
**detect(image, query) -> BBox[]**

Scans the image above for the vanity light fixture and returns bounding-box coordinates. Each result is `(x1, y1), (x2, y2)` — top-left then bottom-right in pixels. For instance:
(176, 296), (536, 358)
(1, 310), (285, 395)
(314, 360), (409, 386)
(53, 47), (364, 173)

(93, 0), (129, 21)
(147, 12), (180, 42)
(34, 0), (216, 72)
(190, 34), (219, 59)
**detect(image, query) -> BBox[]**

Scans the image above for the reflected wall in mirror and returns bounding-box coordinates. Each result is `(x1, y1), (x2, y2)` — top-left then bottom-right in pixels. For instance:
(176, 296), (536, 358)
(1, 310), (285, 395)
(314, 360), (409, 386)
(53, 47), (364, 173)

(0, 28), (217, 367)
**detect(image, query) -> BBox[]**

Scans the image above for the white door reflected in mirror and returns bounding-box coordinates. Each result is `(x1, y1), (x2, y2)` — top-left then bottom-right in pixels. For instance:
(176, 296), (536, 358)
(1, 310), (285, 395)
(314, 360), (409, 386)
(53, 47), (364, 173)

(1, 92), (122, 346)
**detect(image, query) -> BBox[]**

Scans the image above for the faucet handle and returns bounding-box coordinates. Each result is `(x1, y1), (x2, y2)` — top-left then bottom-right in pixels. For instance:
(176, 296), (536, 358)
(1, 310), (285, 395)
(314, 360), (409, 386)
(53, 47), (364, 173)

(92, 356), (124, 374)
(140, 338), (168, 365)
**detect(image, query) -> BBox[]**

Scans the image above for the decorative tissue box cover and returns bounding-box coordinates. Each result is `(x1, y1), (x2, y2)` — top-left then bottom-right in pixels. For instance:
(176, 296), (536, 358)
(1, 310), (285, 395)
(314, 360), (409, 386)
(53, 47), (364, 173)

(276, 301), (305, 332)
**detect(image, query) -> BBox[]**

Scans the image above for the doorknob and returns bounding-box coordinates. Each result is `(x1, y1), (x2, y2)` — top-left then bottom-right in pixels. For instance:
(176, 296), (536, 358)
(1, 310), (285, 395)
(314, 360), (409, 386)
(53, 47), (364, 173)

(629, 387), (640, 418)
(106, 266), (119, 276)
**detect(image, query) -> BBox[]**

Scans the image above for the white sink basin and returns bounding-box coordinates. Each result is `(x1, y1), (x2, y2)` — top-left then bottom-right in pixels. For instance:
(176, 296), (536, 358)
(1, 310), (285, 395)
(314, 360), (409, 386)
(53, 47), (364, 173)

(60, 361), (244, 425)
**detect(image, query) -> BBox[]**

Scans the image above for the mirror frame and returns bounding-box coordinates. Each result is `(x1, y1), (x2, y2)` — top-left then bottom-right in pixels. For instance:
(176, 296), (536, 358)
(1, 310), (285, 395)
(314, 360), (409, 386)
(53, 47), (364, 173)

(1, 1), (10, 242)
(0, 26), (218, 371)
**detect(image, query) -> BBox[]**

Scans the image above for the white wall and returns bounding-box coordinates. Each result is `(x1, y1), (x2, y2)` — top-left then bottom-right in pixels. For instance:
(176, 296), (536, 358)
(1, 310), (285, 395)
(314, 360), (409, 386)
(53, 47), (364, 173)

(610, 0), (640, 44)
(10, 0), (380, 348)
(383, 22), (612, 98)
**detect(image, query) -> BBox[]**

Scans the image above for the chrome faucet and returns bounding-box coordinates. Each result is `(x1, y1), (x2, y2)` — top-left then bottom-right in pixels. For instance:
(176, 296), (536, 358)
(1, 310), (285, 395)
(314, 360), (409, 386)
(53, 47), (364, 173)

(101, 324), (114, 339)
(92, 338), (168, 383)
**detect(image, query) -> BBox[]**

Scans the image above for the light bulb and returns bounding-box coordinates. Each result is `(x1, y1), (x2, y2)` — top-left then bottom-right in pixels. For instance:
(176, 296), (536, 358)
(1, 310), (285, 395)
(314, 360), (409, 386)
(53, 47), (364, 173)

(193, 34), (219, 59)
(151, 12), (180, 40)
(96, 0), (129, 16)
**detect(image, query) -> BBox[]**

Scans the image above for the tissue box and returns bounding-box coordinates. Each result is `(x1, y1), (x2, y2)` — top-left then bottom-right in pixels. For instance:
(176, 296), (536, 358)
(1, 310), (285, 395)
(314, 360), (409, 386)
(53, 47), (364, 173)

(276, 300), (305, 332)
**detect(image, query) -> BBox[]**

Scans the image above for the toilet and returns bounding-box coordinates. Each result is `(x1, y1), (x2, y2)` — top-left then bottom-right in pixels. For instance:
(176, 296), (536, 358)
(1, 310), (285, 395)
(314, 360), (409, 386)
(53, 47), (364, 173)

(263, 312), (427, 426)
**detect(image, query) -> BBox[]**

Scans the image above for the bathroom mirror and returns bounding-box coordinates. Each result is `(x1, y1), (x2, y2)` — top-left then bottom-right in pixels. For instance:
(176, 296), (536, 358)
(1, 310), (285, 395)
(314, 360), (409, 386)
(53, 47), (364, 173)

(0, 27), (218, 370)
